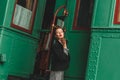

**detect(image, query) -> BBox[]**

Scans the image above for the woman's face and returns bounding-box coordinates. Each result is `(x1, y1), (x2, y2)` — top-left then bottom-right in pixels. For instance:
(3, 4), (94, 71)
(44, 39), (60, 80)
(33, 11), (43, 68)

(55, 28), (64, 39)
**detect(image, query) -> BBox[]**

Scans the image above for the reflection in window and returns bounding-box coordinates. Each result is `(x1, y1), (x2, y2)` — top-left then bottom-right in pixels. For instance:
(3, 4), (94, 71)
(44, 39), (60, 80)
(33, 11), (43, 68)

(73, 0), (94, 30)
(13, 4), (32, 29)
(17, 0), (34, 10)
(11, 0), (37, 33)
(42, 0), (56, 29)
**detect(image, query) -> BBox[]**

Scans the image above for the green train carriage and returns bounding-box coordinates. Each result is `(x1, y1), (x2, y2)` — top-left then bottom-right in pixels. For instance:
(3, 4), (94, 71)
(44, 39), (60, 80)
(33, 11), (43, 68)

(0, 0), (119, 80)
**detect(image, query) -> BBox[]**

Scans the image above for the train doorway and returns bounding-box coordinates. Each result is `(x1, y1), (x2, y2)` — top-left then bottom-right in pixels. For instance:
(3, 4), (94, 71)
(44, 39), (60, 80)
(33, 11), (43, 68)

(33, 0), (56, 77)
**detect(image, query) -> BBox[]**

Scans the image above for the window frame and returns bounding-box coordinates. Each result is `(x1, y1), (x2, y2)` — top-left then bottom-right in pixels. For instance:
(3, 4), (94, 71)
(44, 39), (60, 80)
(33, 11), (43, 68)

(73, 0), (81, 30)
(72, 0), (93, 30)
(11, 0), (38, 34)
(114, 0), (120, 24)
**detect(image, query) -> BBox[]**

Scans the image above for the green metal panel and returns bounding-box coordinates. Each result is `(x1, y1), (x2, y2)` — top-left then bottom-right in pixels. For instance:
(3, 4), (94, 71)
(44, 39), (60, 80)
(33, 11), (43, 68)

(85, 0), (120, 79)
(33, 0), (46, 37)
(0, 27), (39, 79)
(96, 36), (120, 80)
(6, 31), (38, 78)
(92, 0), (114, 28)
(65, 32), (90, 80)
(0, 0), (7, 25)
(0, 29), (8, 80)
(2, 0), (15, 27)
(86, 30), (120, 80)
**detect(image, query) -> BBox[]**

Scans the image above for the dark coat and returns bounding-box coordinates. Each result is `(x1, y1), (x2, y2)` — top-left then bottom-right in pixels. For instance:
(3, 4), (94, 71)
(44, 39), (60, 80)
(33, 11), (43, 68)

(50, 39), (70, 71)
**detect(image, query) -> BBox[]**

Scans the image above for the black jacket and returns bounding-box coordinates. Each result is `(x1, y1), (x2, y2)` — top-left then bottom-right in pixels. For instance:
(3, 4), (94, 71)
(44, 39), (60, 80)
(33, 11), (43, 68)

(50, 39), (70, 71)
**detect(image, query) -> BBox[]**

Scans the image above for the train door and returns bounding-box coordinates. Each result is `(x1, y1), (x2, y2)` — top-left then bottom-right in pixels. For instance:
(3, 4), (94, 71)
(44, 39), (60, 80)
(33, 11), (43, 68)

(32, 1), (69, 80)
(63, 0), (94, 80)
(33, 0), (56, 77)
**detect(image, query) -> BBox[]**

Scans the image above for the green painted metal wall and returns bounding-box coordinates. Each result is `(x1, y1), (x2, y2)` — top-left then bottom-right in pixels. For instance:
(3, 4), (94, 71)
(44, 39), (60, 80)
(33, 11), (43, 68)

(91, 0), (115, 28)
(0, 0), (7, 25)
(85, 0), (120, 80)
(0, 0), (46, 79)
(55, 0), (90, 80)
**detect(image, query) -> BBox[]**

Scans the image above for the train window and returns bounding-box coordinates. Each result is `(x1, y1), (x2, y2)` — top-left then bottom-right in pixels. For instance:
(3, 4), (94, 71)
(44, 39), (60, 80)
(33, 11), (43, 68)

(114, 0), (120, 24)
(73, 0), (94, 30)
(11, 0), (38, 33)
(41, 0), (56, 29)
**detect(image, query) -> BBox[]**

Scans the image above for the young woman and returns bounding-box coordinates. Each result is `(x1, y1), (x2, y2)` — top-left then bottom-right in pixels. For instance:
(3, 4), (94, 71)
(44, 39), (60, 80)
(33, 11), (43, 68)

(49, 26), (70, 80)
